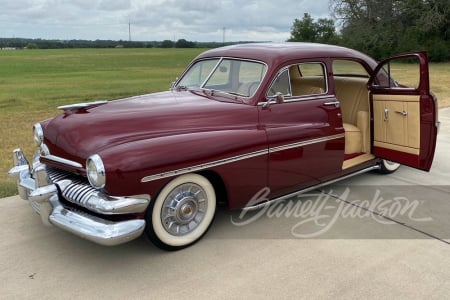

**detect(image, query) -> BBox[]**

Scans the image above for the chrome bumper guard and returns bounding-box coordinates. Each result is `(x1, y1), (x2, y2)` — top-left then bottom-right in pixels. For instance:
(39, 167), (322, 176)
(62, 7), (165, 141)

(8, 149), (150, 246)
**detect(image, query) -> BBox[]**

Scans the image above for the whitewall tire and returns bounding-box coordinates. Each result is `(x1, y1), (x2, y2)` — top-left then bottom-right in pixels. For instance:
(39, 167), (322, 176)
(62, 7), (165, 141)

(378, 159), (401, 174)
(145, 173), (216, 251)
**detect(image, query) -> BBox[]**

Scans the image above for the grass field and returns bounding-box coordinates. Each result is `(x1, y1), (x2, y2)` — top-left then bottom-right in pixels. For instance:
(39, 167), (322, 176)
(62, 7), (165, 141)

(1, 48), (449, 198)
(0, 48), (204, 197)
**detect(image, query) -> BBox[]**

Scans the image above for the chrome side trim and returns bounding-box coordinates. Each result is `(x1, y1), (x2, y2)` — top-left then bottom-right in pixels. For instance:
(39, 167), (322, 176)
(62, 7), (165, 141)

(141, 133), (345, 183)
(141, 149), (268, 183)
(269, 133), (345, 154)
(43, 154), (83, 169)
(243, 165), (381, 211)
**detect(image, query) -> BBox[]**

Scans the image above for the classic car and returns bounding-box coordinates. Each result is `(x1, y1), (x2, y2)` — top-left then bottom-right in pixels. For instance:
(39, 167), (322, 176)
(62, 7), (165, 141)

(9, 43), (438, 250)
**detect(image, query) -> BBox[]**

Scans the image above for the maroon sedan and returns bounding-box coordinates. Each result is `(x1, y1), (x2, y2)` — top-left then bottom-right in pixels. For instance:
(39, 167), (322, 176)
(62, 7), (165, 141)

(9, 43), (438, 250)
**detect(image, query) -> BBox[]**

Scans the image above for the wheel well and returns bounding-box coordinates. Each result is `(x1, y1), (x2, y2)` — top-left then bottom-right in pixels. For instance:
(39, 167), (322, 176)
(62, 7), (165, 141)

(197, 170), (228, 208)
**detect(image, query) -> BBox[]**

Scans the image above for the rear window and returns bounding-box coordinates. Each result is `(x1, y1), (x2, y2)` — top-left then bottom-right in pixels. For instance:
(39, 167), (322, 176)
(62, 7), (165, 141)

(332, 60), (369, 78)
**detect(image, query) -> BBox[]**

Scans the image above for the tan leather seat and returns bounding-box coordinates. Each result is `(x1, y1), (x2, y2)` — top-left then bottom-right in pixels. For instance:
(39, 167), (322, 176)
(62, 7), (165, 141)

(343, 123), (362, 154)
(335, 78), (370, 155)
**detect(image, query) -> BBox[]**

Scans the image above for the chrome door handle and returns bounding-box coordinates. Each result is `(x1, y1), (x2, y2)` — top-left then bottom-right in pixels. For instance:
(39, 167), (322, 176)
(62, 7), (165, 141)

(324, 101), (340, 107)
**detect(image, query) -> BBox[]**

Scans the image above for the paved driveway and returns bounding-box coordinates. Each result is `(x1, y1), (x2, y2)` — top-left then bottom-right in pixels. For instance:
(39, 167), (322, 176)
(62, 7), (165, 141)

(1, 108), (449, 299)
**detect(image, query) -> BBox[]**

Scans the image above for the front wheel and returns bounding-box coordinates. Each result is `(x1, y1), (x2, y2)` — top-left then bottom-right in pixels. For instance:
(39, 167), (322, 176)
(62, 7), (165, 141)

(145, 173), (216, 251)
(378, 159), (401, 174)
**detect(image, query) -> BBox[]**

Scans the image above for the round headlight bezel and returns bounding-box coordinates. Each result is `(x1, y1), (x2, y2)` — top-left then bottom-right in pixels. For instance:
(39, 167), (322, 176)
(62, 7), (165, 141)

(86, 154), (106, 189)
(33, 123), (44, 147)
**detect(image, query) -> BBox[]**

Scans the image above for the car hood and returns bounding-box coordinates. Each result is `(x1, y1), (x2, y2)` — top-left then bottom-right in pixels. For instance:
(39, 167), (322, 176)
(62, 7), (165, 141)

(42, 90), (256, 164)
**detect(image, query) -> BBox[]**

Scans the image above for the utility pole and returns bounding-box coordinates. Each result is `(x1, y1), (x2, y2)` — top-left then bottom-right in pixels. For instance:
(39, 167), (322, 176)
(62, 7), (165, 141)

(222, 27), (226, 45)
(128, 21), (131, 42)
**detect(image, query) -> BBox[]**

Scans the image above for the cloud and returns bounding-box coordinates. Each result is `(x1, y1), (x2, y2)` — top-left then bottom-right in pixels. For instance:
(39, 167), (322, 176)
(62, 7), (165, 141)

(0, 0), (331, 41)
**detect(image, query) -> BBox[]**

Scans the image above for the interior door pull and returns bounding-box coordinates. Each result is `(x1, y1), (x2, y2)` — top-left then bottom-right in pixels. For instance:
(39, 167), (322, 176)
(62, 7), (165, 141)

(395, 110), (408, 116)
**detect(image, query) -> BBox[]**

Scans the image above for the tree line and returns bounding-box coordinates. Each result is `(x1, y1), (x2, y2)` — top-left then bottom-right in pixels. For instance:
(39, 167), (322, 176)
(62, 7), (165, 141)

(289, 0), (450, 62)
(0, 38), (230, 50)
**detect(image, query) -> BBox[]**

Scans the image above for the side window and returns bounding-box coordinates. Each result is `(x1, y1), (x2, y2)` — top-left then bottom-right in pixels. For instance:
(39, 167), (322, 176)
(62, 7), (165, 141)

(372, 56), (420, 89)
(266, 62), (327, 100)
(267, 69), (291, 97)
(290, 63), (327, 96)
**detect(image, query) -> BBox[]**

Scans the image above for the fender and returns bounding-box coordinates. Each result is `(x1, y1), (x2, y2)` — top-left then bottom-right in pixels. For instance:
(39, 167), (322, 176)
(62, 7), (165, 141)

(98, 128), (268, 206)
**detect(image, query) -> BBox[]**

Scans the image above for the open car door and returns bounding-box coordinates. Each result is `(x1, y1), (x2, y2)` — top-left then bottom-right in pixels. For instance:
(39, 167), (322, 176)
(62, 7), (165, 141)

(369, 52), (438, 171)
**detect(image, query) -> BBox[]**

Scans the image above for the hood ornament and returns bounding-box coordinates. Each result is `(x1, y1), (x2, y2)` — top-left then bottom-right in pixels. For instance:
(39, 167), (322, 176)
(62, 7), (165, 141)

(58, 100), (108, 112)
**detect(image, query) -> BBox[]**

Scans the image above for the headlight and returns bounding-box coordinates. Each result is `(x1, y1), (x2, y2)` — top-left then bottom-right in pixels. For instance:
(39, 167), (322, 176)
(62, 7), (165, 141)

(86, 154), (106, 189)
(33, 123), (44, 146)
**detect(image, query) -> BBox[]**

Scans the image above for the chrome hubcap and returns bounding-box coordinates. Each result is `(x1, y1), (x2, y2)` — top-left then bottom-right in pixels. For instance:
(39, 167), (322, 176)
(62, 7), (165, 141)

(161, 183), (207, 236)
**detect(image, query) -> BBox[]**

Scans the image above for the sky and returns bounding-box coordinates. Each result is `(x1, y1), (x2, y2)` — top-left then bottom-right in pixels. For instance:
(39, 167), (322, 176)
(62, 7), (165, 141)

(0, 0), (331, 42)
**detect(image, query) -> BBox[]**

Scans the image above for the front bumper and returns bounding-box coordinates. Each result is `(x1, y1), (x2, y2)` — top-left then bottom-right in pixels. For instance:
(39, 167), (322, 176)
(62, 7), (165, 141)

(8, 149), (150, 246)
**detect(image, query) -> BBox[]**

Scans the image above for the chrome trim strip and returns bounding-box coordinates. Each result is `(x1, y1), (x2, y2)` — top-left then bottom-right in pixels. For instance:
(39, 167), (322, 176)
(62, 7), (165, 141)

(141, 133), (345, 183)
(141, 149), (268, 183)
(43, 155), (83, 169)
(257, 95), (333, 106)
(243, 165), (381, 211)
(269, 133), (345, 154)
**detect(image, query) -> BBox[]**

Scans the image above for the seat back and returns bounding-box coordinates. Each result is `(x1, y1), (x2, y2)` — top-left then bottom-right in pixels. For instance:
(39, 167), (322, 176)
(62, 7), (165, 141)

(334, 77), (369, 125)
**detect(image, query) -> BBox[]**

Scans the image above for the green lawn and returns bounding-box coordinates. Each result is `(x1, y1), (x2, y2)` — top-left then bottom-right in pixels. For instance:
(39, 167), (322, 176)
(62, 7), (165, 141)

(1, 48), (449, 198)
(0, 48), (203, 197)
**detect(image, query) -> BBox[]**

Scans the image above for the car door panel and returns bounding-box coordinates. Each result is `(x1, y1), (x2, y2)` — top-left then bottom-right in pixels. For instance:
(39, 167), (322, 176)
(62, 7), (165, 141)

(259, 97), (344, 198)
(373, 94), (420, 152)
(369, 52), (438, 171)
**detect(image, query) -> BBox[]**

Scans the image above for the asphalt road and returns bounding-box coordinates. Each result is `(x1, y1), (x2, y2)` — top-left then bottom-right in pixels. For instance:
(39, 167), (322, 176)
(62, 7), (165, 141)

(1, 108), (449, 299)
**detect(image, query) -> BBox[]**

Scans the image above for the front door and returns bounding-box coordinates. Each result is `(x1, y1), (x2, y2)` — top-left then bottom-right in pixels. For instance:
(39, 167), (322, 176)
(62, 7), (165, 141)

(369, 52), (438, 171)
(259, 62), (345, 198)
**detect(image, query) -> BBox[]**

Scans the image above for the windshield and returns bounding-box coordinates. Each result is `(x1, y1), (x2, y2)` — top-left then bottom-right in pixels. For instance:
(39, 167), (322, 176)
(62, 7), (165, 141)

(176, 58), (267, 97)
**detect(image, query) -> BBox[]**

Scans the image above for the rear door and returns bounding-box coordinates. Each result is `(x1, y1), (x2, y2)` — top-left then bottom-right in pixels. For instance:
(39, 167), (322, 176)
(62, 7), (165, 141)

(369, 52), (438, 171)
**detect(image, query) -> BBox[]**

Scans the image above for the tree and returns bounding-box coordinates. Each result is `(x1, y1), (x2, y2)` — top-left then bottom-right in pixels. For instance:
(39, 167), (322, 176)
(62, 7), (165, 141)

(26, 43), (38, 49)
(331, 0), (450, 61)
(175, 39), (196, 48)
(160, 40), (174, 48)
(288, 13), (338, 44)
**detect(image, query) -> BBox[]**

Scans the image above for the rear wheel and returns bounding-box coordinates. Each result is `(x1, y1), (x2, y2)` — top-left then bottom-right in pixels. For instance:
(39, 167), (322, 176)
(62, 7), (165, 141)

(378, 159), (401, 174)
(145, 173), (216, 251)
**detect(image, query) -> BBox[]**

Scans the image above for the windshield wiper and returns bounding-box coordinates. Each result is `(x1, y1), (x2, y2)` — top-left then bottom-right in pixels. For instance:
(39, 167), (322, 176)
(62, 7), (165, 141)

(174, 85), (189, 91)
(225, 91), (247, 97)
(204, 89), (245, 103)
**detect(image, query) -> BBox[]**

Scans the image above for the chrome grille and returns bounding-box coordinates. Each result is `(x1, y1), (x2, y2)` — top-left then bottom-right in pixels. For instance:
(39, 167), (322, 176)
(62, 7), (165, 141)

(47, 167), (73, 182)
(62, 177), (97, 206)
(47, 167), (97, 209)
